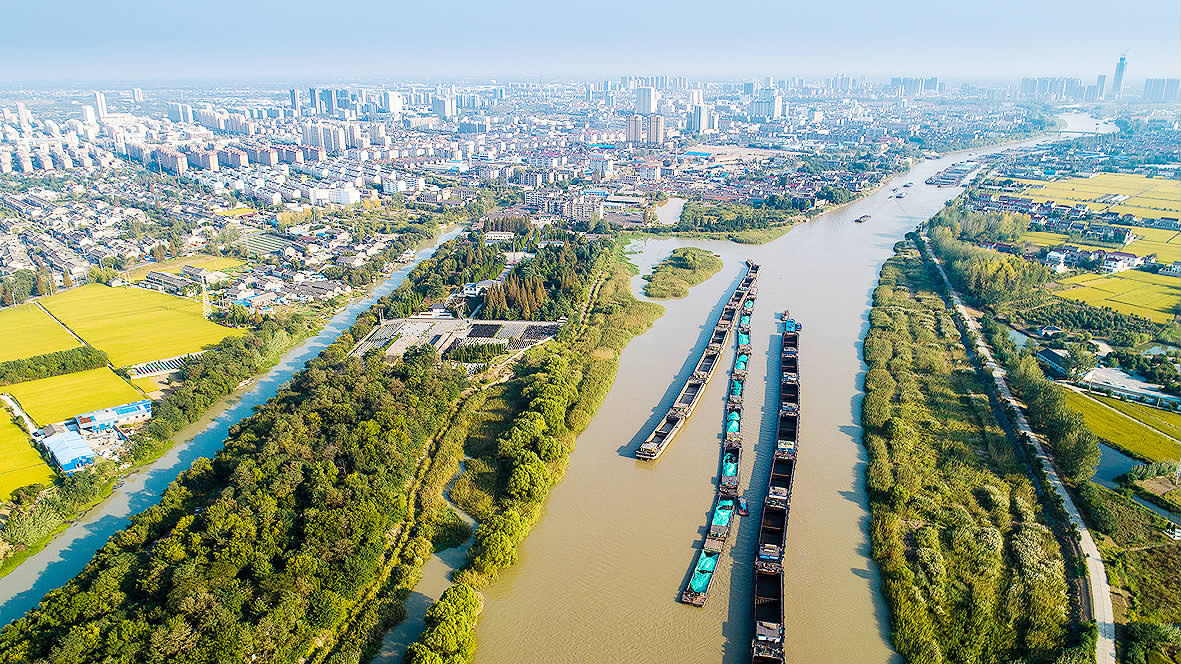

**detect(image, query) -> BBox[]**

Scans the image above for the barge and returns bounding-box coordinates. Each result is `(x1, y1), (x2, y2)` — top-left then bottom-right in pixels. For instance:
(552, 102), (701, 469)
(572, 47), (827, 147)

(750, 313), (801, 664)
(637, 261), (759, 460)
(680, 261), (760, 607)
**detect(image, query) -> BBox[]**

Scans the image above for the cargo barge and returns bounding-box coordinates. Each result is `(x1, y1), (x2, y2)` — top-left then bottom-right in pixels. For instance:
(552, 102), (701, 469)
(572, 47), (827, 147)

(637, 261), (759, 460)
(751, 313), (800, 663)
(680, 262), (759, 606)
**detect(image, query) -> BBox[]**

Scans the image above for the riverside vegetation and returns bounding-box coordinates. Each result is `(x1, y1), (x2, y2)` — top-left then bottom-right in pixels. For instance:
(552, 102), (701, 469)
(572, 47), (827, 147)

(863, 241), (1091, 664)
(926, 206), (1181, 660)
(642, 247), (724, 299)
(402, 243), (666, 664)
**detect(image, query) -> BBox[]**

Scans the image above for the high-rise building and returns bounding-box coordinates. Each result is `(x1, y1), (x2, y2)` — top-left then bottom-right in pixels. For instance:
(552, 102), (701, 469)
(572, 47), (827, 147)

(290, 89), (301, 111)
(131, 88), (143, 103)
(688, 88), (704, 106)
(1096, 74), (1107, 99)
(1143, 78), (1181, 102)
(688, 104), (711, 134)
(1109, 55), (1127, 99)
(636, 87), (657, 115)
(81, 105), (96, 125)
(308, 87), (320, 113)
(431, 96), (456, 119)
(626, 114), (645, 143)
(93, 91), (107, 119)
(646, 115), (665, 145)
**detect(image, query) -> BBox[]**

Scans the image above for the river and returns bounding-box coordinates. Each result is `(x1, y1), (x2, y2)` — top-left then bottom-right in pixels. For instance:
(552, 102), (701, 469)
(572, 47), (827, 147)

(0, 227), (464, 626)
(469, 113), (1113, 664)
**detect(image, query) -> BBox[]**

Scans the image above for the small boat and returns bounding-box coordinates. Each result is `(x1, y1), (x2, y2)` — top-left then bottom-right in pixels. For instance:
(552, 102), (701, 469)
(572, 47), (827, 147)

(904, 182), (913, 187)
(855, 215), (871, 223)
(738, 496), (749, 516)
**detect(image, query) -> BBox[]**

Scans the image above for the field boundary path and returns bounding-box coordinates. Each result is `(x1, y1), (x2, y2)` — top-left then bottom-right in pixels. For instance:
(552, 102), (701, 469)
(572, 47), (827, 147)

(33, 301), (86, 346)
(0, 394), (36, 433)
(920, 230), (1117, 664)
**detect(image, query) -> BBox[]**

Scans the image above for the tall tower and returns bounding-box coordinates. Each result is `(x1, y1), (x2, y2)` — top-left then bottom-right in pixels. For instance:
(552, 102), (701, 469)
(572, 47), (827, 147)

(636, 87), (657, 115)
(1109, 54), (1127, 100)
(93, 91), (107, 120)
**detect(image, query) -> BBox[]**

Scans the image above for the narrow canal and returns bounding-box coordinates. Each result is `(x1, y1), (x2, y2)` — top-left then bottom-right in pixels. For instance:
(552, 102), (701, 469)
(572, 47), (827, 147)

(471, 114), (1112, 664)
(0, 227), (465, 626)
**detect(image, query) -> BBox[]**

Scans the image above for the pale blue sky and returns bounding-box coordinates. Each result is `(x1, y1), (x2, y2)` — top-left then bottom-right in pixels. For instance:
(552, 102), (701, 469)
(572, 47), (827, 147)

(3, 0), (1179, 84)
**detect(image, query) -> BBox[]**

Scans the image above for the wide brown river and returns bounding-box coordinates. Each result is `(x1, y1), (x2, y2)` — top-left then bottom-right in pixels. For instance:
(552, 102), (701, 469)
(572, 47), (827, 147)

(469, 115), (1111, 664)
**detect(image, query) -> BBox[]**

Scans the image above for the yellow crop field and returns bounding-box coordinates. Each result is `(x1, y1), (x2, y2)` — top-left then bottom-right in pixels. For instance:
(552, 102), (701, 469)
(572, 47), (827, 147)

(1019, 231), (1114, 254)
(125, 255), (245, 282)
(0, 304), (81, 362)
(40, 284), (243, 367)
(1055, 271), (1181, 323)
(1017, 173), (1181, 219)
(0, 418), (54, 499)
(1018, 229), (1180, 261)
(213, 207), (255, 217)
(6, 367), (143, 426)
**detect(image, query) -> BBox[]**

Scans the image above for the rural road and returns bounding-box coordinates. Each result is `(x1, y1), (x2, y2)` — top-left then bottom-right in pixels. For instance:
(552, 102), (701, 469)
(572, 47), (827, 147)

(921, 231), (1117, 664)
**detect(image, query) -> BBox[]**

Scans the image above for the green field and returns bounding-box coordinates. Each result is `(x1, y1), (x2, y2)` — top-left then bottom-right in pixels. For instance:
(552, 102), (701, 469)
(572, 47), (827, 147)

(1093, 394), (1181, 440)
(5, 367), (144, 426)
(1063, 390), (1181, 462)
(0, 304), (81, 363)
(40, 284), (243, 367)
(0, 418), (54, 499)
(1054, 271), (1180, 323)
(125, 255), (245, 282)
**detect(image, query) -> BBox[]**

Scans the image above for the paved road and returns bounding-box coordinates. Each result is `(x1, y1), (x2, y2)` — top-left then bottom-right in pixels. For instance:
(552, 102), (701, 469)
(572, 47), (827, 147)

(0, 394), (37, 432)
(921, 232), (1116, 664)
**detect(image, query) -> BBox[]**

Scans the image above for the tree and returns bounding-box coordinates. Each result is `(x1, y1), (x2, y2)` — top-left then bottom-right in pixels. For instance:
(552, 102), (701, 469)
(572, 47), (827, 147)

(151, 244), (167, 262)
(1064, 343), (1097, 379)
(62, 271), (73, 288)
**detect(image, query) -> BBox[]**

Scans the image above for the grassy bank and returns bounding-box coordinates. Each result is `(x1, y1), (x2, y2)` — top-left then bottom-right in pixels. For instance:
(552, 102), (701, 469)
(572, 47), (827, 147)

(864, 241), (1085, 662)
(1093, 393), (1181, 440)
(642, 247), (723, 299)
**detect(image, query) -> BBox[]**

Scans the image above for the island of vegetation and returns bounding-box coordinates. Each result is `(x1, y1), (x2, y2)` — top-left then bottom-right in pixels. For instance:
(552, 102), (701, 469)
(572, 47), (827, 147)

(642, 247), (724, 299)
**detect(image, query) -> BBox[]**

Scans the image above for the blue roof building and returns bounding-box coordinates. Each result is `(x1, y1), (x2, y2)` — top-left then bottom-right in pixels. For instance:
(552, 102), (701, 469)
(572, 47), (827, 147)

(42, 430), (95, 473)
(75, 400), (152, 431)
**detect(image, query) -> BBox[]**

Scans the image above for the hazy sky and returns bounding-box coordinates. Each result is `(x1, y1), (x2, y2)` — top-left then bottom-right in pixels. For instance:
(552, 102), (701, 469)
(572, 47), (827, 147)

(4, 0), (1179, 84)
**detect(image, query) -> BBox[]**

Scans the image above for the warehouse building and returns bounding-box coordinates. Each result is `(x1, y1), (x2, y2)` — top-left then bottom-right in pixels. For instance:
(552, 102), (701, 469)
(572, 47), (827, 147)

(40, 426), (94, 473)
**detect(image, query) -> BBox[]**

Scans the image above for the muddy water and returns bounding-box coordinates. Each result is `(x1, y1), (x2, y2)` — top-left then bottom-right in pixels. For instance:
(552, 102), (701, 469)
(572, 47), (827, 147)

(472, 116), (1110, 664)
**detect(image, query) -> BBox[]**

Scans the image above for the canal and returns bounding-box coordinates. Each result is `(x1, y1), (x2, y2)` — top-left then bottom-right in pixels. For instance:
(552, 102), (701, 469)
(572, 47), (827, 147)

(0, 227), (465, 626)
(470, 114), (1112, 664)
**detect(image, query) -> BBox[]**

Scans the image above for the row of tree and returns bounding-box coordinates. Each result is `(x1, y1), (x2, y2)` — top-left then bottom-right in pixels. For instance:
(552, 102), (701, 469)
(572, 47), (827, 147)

(0, 345), (108, 386)
(929, 225), (1051, 306)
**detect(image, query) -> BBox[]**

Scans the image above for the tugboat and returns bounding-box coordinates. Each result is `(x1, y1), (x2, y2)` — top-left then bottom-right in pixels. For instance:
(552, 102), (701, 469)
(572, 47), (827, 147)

(738, 496), (749, 516)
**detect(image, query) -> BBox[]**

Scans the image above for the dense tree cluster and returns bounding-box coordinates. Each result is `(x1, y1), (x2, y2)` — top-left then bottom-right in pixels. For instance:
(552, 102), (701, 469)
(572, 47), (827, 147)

(1019, 300), (1163, 340)
(403, 584), (482, 664)
(929, 226), (1050, 306)
(677, 201), (793, 233)
(863, 245), (1077, 664)
(0, 345), (465, 663)
(931, 205), (1032, 243)
(0, 346), (109, 386)
(479, 240), (604, 321)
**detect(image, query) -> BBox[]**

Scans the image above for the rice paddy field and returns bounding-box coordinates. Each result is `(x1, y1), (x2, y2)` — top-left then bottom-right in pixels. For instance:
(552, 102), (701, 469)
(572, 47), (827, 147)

(0, 418), (53, 499)
(1063, 390), (1180, 463)
(1054, 270), (1180, 323)
(125, 254), (245, 282)
(5, 367), (143, 427)
(0, 304), (81, 362)
(1094, 394), (1181, 440)
(40, 284), (244, 367)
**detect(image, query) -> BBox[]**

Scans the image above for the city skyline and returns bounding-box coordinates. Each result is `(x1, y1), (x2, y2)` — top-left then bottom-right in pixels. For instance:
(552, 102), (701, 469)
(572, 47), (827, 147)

(3, 0), (1179, 83)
